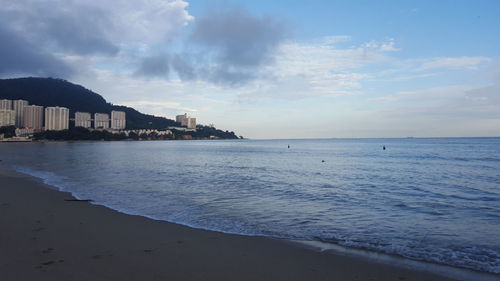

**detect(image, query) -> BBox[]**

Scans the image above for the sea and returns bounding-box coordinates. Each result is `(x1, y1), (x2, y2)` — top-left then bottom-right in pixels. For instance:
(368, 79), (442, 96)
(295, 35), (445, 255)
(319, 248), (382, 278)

(1, 138), (499, 277)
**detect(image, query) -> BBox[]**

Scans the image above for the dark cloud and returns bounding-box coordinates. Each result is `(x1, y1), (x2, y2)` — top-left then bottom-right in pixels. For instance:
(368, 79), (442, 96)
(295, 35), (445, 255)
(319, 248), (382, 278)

(185, 5), (287, 85)
(137, 5), (289, 86)
(39, 6), (119, 56)
(205, 66), (257, 85)
(191, 6), (287, 68)
(1, 1), (287, 84)
(1, 2), (119, 56)
(0, 25), (74, 78)
(135, 55), (170, 78)
(0, 1), (120, 78)
(171, 54), (197, 81)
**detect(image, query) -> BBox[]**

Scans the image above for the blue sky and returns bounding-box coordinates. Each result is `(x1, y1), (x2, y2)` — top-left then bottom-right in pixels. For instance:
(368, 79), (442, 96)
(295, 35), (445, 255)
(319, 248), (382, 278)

(189, 0), (500, 56)
(1, 0), (499, 138)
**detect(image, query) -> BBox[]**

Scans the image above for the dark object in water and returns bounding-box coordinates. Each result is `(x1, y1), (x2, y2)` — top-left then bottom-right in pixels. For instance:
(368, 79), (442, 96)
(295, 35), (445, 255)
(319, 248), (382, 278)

(383, 146), (386, 150)
(64, 199), (93, 202)
(287, 145), (290, 149)
(321, 160), (325, 163)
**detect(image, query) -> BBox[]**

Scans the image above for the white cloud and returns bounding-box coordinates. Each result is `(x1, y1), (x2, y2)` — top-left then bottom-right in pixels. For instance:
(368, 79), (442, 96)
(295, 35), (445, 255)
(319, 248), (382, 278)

(372, 84), (476, 103)
(238, 37), (399, 100)
(321, 35), (352, 45)
(418, 57), (490, 71)
(364, 39), (400, 52)
(371, 83), (500, 120)
(104, 0), (193, 45)
(120, 100), (198, 115)
(276, 38), (396, 74)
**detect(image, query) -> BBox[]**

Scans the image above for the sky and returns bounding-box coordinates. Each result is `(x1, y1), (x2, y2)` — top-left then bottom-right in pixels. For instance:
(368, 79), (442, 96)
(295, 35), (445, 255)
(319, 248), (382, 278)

(0, 0), (499, 138)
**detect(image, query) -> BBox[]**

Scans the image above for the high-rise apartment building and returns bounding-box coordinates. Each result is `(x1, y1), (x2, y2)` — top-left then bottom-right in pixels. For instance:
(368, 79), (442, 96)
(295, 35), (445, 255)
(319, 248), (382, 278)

(94, 113), (109, 129)
(0, 99), (12, 110)
(45, 106), (69, 131)
(13, 100), (28, 127)
(111, 110), (126, 130)
(176, 113), (197, 129)
(23, 105), (44, 130)
(176, 113), (187, 123)
(75, 112), (92, 128)
(184, 117), (196, 129)
(0, 110), (16, 127)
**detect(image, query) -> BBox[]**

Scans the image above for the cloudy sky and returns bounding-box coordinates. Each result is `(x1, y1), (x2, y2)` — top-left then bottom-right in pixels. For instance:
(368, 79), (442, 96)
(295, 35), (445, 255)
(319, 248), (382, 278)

(1, 0), (499, 138)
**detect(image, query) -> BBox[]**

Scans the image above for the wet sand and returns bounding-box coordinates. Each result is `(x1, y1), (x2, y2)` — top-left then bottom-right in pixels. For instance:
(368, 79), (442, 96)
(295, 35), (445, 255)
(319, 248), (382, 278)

(0, 168), (468, 281)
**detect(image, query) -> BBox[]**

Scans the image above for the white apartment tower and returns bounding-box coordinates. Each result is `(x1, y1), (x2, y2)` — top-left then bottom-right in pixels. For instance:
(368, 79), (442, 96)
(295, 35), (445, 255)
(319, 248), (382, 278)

(75, 112), (92, 128)
(176, 113), (197, 129)
(13, 100), (28, 127)
(111, 110), (126, 130)
(184, 117), (196, 129)
(0, 99), (12, 110)
(176, 113), (187, 123)
(94, 113), (109, 129)
(45, 106), (69, 131)
(0, 110), (15, 127)
(23, 105), (44, 130)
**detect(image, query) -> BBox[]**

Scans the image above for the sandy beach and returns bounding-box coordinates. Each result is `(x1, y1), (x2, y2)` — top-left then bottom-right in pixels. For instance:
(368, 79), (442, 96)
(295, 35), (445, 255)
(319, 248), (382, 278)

(0, 168), (480, 281)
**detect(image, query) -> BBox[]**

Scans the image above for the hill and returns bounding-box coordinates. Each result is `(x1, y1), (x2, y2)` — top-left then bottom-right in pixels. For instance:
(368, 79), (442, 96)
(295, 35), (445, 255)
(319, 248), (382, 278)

(0, 77), (178, 130)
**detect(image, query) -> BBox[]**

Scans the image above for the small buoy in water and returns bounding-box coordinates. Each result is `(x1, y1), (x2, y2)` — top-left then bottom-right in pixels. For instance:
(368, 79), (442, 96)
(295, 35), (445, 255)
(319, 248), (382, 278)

(288, 145), (290, 149)
(383, 146), (386, 150)
(321, 160), (325, 163)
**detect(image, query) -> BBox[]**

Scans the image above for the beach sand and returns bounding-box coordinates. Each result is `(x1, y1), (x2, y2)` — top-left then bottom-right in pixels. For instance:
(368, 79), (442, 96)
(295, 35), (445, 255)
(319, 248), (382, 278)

(0, 168), (467, 281)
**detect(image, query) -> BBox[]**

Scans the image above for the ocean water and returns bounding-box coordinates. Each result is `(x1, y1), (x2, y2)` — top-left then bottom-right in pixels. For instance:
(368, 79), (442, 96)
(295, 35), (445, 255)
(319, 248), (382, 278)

(1, 138), (499, 274)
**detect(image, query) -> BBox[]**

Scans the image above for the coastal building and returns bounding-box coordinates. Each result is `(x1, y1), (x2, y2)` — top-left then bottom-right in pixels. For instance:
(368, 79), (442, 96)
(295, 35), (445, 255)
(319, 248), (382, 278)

(0, 109), (16, 127)
(15, 128), (36, 137)
(111, 110), (126, 130)
(167, 126), (196, 132)
(13, 100), (28, 128)
(184, 117), (196, 129)
(124, 129), (172, 136)
(176, 113), (187, 123)
(23, 105), (44, 130)
(94, 113), (110, 129)
(0, 99), (12, 110)
(176, 113), (197, 129)
(45, 106), (69, 131)
(75, 112), (92, 128)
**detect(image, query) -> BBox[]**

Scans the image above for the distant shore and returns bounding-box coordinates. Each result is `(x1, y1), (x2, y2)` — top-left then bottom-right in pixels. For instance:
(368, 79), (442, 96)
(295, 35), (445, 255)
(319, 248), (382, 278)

(0, 168), (482, 281)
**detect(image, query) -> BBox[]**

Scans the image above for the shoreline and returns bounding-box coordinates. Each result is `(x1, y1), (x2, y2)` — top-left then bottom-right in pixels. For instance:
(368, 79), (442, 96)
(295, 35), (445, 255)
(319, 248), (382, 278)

(0, 168), (496, 281)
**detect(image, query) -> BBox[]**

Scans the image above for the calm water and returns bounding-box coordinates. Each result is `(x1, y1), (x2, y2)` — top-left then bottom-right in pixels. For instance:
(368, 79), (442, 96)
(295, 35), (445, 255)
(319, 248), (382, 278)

(1, 138), (499, 274)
